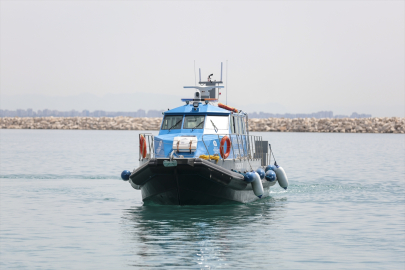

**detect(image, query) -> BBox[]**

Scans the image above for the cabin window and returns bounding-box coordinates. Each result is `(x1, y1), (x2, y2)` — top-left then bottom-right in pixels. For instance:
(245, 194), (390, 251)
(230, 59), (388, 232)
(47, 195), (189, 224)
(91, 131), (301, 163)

(205, 116), (229, 134)
(240, 117), (246, 134)
(231, 115), (245, 134)
(161, 115), (183, 130)
(230, 116), (235, 134)
(183, 115), (205, 129)
(235, 116), (240, 134)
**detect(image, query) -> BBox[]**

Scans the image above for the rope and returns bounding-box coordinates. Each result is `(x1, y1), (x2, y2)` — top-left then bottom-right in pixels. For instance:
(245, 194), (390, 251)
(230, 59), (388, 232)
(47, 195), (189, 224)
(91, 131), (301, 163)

(269, 144), (278, 166)
(247, 159), (253, 171)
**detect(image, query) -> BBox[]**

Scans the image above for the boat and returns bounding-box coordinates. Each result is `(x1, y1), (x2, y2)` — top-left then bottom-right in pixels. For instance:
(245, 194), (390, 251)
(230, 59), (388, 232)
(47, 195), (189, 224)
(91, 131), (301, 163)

(121, 63), (289, 205)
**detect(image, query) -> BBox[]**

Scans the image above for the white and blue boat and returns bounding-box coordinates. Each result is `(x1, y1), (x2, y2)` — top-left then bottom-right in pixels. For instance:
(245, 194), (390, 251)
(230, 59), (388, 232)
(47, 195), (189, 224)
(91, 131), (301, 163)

(121, 64), (288, 205)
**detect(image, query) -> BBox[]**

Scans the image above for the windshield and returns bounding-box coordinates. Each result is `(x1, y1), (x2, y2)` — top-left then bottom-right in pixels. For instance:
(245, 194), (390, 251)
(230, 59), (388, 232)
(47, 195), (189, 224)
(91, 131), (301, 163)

(183, 115), (205, 129)
(161, 115), (183, 130)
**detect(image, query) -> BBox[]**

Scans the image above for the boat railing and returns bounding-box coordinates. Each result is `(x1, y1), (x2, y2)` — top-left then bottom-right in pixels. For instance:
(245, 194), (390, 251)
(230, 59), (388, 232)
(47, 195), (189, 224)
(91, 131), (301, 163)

(250, 135), (270, 166)
(201, 133), (265, 162)
(139, 133), (155, 161)
(140, 132), (267, 164)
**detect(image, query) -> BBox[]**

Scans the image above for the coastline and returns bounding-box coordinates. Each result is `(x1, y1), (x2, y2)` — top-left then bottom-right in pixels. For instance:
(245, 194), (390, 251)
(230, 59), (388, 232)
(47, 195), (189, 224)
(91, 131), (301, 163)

(1, 116), (404, 133)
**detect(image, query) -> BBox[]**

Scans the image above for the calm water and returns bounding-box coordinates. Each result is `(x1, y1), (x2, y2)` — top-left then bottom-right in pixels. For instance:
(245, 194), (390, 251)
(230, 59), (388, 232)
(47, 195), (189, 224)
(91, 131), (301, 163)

(1, 130), (404, 269)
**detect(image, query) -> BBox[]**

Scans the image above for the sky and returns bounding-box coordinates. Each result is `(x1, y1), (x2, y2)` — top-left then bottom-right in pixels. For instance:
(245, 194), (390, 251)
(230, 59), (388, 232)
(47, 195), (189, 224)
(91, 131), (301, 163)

(1, 0), (404, 116)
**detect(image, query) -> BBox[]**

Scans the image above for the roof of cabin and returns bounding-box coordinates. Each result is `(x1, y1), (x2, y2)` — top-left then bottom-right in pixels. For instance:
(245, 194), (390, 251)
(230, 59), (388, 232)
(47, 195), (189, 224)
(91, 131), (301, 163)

(164, 103), (230, 115)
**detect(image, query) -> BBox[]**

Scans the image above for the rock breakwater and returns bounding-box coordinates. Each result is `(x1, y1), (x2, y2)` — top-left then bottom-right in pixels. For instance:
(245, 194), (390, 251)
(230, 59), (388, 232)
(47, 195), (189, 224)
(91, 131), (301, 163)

(1, 117), (404, 133)
(248, 117), (404, 133)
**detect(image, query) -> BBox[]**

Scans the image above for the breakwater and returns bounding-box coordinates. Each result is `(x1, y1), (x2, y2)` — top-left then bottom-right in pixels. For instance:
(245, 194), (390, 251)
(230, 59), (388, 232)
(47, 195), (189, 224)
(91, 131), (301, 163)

(0, 117), (404, 133)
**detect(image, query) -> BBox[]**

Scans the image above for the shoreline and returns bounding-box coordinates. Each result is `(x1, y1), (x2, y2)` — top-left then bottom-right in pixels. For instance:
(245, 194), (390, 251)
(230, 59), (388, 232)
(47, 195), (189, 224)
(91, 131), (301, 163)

(1, 117), (404, 133)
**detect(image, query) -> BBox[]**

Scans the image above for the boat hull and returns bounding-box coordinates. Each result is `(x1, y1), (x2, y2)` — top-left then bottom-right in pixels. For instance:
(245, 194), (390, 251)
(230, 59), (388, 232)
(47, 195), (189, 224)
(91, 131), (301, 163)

(129, 158), (273, 205)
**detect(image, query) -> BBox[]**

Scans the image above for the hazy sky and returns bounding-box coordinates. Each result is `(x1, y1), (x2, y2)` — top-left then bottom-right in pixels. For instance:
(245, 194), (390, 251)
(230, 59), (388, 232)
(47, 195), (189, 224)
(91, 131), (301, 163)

(1, 1), (404, 116)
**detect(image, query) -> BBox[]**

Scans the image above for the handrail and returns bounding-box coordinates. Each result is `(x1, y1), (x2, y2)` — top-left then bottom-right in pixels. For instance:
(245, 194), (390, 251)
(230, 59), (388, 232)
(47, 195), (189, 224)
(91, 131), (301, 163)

(238, 133), (247, 160)
(235, 134), (242, 161)
(228, 134), (236, 161)
(245, 116), (250, 158)
(202, 133), (234, 161)
(139, 132), (266, 163)
(139, 133), (155, 161)
(201, 133), (265, 162)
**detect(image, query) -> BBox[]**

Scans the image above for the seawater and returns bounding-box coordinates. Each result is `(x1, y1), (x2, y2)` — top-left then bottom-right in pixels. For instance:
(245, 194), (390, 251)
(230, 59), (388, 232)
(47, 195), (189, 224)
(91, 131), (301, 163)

(0, 130), (404, 269)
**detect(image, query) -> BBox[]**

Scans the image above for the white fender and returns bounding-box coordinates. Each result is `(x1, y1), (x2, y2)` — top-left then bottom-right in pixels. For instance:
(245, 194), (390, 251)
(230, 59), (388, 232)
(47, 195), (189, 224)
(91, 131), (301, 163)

(275, 166), (288, 190)
(252, 172), (264, 198)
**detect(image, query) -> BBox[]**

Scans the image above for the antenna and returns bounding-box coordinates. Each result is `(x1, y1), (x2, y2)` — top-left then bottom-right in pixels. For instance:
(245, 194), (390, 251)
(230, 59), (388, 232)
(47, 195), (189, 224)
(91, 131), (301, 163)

(220, 62), (223, 81)
(194, 60), (196, 86)
(199, 68), (201, 83)
(226, 60), (228, 105)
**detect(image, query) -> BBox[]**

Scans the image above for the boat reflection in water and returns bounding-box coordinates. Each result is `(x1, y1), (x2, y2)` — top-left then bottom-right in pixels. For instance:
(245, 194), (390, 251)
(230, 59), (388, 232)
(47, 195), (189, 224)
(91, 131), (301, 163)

(121, 197), (287, 268)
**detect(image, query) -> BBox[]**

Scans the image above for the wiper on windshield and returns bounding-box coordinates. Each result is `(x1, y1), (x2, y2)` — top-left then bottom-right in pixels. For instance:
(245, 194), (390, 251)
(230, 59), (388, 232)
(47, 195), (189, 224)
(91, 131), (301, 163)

(192, 120), (205, 131)
(168, 119), (182, 132)
(210, 120), (218, 133)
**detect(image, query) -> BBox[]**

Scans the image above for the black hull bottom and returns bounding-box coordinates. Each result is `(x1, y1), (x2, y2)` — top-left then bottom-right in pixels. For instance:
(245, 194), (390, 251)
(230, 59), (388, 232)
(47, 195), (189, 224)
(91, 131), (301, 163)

(141, 172), (269, 205)
(130, 159), (270, 205)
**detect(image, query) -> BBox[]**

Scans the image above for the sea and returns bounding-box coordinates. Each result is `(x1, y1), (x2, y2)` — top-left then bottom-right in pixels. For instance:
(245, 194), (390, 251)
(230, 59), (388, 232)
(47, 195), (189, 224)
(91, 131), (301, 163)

(0, 129), (404, 269)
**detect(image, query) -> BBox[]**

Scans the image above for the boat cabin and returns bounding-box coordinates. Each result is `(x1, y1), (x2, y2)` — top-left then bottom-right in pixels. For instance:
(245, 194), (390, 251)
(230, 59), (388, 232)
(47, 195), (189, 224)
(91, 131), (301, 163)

(139, 64), (268, 165)
(159, 103), (248, 136)
(152, 102), (249, 159)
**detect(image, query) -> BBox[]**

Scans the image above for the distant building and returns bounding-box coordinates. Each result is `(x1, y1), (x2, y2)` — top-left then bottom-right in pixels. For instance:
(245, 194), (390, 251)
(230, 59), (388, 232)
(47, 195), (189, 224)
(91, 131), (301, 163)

(137, 109), (146, 117)
(350, 112), (372, 118)
(147, 110), (163, 117)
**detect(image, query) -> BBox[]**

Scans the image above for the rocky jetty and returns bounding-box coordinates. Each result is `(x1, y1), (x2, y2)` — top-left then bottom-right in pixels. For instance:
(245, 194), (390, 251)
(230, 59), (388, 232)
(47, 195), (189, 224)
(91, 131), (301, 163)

(0, 117), (163, 131)
(248, 117), (404, 133)
(0, 117), (404, 133)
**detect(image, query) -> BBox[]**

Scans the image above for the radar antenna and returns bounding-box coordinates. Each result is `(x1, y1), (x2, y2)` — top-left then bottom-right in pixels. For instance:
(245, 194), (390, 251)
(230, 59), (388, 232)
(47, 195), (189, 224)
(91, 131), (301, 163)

(208, 74), (213, 82)
(182, 63), (224, 103)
